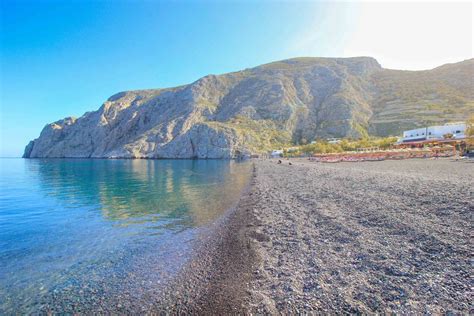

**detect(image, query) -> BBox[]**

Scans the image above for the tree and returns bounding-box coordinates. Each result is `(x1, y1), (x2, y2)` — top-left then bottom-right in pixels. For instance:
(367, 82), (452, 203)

(467, 115), (474, 136)
(467, 115), (474, 149)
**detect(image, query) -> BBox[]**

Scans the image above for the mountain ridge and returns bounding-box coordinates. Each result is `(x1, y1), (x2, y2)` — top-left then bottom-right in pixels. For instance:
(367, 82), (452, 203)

(24, 57), (473, 158)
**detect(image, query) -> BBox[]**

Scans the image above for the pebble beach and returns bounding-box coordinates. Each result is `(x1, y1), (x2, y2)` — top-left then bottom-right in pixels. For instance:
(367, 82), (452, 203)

(160, 158), (473, 314)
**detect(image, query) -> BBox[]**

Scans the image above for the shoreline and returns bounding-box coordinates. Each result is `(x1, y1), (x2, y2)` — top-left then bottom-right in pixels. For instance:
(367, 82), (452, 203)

(157, 163), (260, 313)
(158, 158), (472, 313)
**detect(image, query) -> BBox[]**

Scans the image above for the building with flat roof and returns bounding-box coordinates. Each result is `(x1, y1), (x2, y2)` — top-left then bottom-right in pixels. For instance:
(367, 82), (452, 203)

(327, 138), (341, 144)
(401, 122), (466, 143)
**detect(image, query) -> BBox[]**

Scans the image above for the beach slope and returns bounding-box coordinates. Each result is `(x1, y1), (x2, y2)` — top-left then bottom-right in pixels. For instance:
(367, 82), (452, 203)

(161, 159), (472, 314)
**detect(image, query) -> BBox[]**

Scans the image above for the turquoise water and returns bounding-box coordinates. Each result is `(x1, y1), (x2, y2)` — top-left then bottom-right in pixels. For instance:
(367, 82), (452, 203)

(0, 158), (251, 313)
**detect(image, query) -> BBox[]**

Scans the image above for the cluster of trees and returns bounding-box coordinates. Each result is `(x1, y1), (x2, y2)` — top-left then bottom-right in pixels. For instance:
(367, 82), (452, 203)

(283, 137), (398, 157)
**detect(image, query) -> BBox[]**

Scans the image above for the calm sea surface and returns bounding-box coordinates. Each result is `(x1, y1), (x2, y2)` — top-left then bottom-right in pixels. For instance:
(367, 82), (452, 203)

(0, 158), (251, 313)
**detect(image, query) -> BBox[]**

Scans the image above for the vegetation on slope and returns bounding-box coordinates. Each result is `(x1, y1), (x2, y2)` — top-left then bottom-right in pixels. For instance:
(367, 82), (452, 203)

(369, 59), (474, 136)
(206, 115), (292, 153)
(283, 137), (398, 157)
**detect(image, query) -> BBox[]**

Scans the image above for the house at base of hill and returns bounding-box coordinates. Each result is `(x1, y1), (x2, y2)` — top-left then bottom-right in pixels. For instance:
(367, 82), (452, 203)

(400, 122), (466, 143)
(327, 138), (342, 144)
(270, 150), (284, 158)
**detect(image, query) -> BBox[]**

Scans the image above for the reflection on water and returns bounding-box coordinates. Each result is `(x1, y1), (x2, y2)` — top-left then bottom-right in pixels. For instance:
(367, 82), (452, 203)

(0, 158), (251, 313)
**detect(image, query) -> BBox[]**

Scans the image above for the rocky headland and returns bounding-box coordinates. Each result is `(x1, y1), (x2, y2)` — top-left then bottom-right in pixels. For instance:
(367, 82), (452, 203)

(24, 57), (473, 158)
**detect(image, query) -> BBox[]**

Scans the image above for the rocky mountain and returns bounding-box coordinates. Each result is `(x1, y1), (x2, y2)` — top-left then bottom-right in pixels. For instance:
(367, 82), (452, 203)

(24, 57), (473, 158)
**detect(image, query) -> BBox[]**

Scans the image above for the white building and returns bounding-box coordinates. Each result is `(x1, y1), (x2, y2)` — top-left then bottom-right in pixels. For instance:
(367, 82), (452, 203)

(270, 150), (283, 158)
(401, 122), (466, 142)
(327, 138), (341, 144)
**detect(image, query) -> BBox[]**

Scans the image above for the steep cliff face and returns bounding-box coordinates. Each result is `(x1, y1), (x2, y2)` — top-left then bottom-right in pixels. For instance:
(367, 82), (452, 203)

(24, 57), (473, 158)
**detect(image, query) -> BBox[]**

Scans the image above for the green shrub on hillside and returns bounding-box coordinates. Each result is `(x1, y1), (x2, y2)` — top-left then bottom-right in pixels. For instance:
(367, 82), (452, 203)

(285, 136), (398, 156)
(207, 115), (292, 153)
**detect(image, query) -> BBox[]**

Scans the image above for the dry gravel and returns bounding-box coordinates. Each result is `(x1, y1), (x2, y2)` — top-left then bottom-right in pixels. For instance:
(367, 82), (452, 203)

(246, 159), (473, 314)
(160, 158), (473, 314)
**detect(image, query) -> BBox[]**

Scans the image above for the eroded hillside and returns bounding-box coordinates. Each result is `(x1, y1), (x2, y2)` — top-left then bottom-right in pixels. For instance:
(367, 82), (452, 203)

(24, 57), (473, 158)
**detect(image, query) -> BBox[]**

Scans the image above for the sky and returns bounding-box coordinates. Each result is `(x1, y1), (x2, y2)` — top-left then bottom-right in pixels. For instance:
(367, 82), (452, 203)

(0, 0), (472, 157)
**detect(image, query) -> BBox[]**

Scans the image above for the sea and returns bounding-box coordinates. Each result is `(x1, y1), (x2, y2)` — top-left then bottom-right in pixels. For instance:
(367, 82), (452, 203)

(0, 158), (252, 313)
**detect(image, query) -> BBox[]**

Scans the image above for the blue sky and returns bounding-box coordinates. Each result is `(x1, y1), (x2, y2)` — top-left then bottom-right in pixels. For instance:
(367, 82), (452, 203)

(0, 0), (472, 157)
